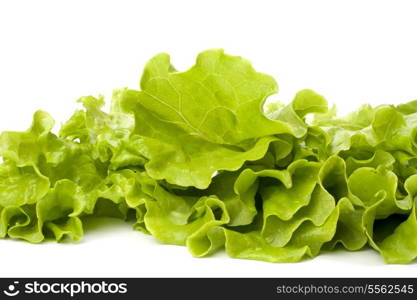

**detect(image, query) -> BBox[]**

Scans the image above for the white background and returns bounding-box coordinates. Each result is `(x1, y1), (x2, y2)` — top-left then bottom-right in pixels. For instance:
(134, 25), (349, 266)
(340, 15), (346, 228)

(1, 0), (417, 277)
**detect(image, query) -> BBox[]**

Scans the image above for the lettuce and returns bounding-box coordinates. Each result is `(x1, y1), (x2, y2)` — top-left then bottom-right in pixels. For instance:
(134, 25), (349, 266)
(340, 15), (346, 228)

(1, 49), (417, 264)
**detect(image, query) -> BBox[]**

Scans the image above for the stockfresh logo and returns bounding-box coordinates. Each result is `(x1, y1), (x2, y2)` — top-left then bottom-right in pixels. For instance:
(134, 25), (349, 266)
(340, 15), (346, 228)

(2, 280), (128, 297)
(3, 281), (20, 297)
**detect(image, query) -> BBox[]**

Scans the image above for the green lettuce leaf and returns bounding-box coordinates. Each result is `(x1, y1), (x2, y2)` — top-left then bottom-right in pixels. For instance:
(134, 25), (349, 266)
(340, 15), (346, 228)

(117, 50), (328, 188)
(2, 49), (417, 264)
